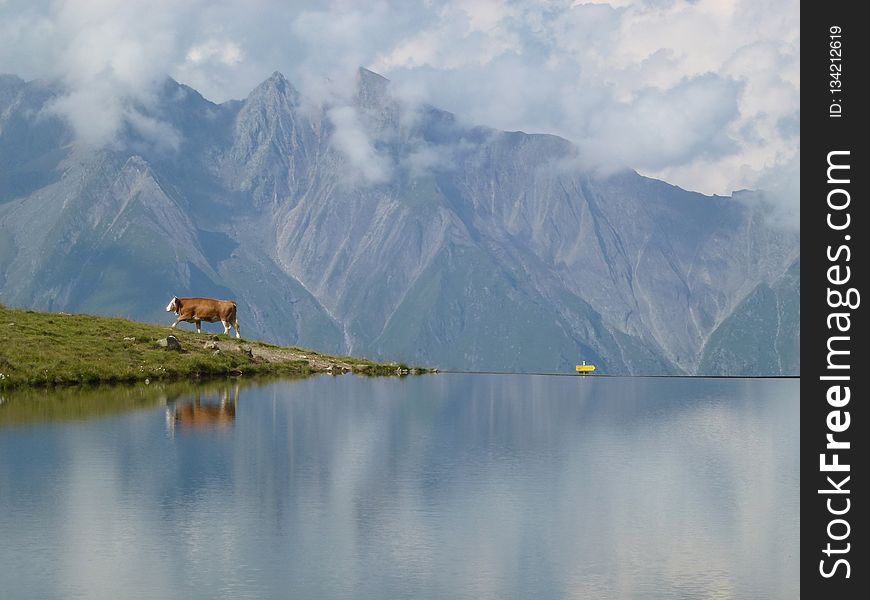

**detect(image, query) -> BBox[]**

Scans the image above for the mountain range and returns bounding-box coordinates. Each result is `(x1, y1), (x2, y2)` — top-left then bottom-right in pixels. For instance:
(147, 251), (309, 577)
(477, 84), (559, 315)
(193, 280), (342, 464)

(0, 68), (799, 374)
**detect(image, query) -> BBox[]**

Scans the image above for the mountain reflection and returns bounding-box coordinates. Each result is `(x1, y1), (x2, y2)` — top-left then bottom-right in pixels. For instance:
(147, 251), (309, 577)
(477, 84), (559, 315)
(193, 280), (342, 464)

(0, 375), (799, 599)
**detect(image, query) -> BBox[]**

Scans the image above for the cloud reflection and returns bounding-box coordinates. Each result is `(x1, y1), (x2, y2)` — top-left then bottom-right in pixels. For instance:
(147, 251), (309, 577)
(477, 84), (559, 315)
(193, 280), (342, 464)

(0, 375), (799, 599)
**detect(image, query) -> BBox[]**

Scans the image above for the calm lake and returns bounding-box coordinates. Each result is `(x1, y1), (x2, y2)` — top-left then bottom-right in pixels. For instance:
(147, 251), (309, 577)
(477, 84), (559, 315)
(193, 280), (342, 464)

(0, 374), (798, 599)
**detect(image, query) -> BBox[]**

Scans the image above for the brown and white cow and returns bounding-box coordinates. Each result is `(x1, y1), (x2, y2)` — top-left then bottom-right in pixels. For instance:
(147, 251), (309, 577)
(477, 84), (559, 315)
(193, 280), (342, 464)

(166, 295), (241, 338)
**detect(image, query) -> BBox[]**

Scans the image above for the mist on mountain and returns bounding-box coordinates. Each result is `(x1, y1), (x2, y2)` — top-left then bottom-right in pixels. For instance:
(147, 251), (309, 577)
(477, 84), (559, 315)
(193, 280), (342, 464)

(0, 68), (799, 374)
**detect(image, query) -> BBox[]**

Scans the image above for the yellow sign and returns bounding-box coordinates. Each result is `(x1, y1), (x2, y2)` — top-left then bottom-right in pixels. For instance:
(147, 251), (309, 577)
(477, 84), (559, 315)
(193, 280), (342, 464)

(575, 364), (596, 373)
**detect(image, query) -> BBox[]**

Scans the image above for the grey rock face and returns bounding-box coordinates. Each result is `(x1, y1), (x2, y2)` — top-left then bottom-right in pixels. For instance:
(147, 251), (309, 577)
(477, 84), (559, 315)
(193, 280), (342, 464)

(0, 71), (799, 374)
(698, 259), (800, 375)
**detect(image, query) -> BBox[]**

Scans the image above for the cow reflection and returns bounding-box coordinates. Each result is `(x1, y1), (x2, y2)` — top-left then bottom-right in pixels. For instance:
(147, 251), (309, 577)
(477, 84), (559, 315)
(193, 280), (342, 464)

(166, 384), (239, 434)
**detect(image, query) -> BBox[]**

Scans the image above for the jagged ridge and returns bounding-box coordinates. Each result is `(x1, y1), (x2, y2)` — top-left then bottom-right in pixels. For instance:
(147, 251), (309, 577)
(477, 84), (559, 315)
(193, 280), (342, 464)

(0, 70), (800, 374)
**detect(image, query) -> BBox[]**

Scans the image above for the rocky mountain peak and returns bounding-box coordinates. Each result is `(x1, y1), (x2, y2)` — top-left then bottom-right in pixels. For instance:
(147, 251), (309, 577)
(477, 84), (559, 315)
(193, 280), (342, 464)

(0, 74), (30, 113)
(0, 70), (800, 375)
(247, 71), (300, 106)
(0, 73), (25, 89)
(356, 67), (391, 110)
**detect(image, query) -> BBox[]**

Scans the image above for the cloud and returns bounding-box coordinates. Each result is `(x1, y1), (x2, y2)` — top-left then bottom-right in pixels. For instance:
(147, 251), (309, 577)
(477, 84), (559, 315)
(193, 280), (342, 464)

(0, 0), (799, 202)
(185, 39), (244, 67)
(580, 74), (742, 172)
(401, 144), (451, 178)
(370, 0), (799, 202)
(46, 83), (124, 148)
(2, 0), (191, 148)
(750, 152), (800, 230)
(327, 105), (392, 184)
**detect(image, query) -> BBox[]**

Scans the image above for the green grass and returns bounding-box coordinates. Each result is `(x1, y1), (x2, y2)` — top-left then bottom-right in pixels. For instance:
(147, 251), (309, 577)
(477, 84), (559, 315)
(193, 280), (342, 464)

(0, 304), (429, 390)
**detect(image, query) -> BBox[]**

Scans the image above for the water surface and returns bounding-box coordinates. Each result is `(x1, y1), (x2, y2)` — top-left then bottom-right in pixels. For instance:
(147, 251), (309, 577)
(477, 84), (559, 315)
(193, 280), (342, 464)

(0, 375), (799, 599)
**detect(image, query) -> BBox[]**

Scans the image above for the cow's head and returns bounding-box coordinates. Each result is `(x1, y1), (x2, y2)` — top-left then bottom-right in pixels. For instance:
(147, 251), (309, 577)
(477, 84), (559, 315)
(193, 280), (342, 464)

(166, 296), (180, 313)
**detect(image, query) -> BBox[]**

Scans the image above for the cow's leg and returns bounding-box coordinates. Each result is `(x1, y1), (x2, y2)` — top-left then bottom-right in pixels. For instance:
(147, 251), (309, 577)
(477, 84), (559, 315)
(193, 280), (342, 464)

(221, 320), (230, 335)
(195, 319), (202, 334)
(171, 317), (181, 329)
(233, 319), (241, 339)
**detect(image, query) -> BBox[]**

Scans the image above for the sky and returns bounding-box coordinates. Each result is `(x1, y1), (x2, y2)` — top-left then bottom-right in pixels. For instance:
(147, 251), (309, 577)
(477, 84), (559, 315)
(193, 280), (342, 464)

(0, 0), (799, 201)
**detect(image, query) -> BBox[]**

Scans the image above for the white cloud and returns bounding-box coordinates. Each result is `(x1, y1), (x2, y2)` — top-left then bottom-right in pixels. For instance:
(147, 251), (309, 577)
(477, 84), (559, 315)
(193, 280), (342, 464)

(185, 39), (244, 66)
(3, 0), (191, 148)
(327, 105), (393, 184)
(402, 144), (449, 178)
(748, 152), (800, 230)
(46, 81), (125, 148)
(371, 0), (799, 200)
(0, 0), (799, 202)
(125, 108), (183, 152)
(581, 74), (742, 172)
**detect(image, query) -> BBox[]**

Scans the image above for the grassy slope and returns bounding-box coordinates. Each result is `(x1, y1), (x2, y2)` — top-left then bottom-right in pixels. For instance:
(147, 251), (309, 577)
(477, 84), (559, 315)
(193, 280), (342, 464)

(0, 305), (421, 389)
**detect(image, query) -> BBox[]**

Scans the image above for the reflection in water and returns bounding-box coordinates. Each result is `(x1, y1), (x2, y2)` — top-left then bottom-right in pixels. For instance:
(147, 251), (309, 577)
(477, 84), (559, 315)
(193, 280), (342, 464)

(0, 375), (799, 599)
(0, 377), (302, 428)
(0, 382), (169, 426)
(166, 384), (239, 434)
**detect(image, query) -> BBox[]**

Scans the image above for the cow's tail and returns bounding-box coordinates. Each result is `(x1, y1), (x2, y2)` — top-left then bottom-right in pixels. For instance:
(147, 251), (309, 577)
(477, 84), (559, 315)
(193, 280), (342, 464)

(230, 301), (240, 338)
